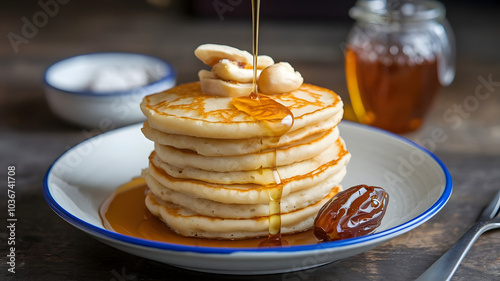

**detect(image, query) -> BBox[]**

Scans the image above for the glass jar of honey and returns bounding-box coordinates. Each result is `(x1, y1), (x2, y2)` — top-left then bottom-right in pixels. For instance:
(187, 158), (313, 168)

(345, 0), (455, 133)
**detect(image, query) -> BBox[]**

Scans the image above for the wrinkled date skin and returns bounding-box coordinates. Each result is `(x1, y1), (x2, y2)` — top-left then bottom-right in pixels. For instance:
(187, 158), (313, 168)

(314, 184), (389, 242)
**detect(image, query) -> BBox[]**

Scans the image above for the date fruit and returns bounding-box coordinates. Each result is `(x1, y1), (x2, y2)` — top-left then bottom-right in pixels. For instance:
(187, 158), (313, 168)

(314, 184), (389, 242)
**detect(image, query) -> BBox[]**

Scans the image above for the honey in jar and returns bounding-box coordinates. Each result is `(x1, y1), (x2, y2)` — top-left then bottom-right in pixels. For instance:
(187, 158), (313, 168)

(345, 0), (455, 134)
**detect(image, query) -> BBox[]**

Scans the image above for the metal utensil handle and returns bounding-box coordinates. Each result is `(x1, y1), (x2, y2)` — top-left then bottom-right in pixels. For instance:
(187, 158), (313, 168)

(415, 221), (489, 281)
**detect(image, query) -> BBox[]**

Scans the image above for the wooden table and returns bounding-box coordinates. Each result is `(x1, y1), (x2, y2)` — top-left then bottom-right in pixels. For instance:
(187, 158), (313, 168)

(1, 1), (499, 280)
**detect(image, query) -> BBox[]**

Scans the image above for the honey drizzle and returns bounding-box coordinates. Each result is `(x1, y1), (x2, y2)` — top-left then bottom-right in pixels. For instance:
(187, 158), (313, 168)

(231, 0), (293, 247)
(251, 0), (260, 95)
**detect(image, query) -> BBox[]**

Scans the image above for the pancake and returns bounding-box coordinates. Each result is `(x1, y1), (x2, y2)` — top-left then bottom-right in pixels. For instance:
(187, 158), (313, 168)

(149, 137), (345, 185)
(153, 127), (340, 172)
(141, 113), (342, 157)
(144, 168), (345, 218)
(140, 82), (343, 139)
(145, 145), (350, 204)
(145, 186), (340, 239)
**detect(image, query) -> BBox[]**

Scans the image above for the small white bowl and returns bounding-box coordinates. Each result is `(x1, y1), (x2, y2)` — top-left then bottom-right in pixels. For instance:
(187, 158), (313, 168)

(44, 52), (176, 129)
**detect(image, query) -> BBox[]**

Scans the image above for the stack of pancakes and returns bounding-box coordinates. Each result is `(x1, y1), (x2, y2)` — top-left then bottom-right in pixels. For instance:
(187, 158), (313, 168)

(140, 82), (350, 239)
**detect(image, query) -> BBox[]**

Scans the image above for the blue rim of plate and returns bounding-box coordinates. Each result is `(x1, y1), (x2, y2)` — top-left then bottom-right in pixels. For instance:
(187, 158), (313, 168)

(43, 121), (452, 254)
(43, 52), (177, 96)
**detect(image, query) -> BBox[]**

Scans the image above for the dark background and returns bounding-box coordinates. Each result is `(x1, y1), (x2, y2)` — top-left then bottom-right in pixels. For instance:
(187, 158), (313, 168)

(1, 1), (499, 280)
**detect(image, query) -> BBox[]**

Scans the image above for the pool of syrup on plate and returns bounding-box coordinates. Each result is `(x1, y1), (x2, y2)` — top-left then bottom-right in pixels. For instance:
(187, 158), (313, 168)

(99, 177), (319, 248)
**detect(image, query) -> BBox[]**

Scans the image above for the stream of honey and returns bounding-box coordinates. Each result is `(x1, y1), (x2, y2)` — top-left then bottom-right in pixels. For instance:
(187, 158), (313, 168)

(241, 0), (292, 247)
(100, 177), (318, 248)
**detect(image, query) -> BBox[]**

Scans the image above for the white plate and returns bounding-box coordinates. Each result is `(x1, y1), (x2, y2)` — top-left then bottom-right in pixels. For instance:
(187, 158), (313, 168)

(43, 121), (452, 275)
